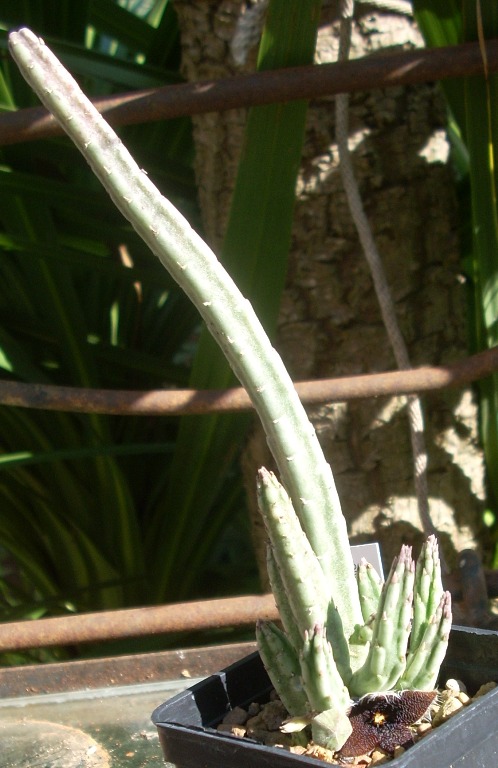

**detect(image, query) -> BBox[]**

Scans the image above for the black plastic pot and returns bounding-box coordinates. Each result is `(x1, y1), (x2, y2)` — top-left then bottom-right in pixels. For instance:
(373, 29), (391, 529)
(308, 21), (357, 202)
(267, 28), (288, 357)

(152, 626), (498, 768)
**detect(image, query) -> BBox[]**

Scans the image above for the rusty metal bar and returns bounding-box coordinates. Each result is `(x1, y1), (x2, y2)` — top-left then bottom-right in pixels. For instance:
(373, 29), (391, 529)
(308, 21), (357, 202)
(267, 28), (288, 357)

(0, 40), (496, 147)
(0, 346), (497, 416)
(0, 642), (258, 698)
(0, 594), (278, 653)
(1, 565), (498, 653)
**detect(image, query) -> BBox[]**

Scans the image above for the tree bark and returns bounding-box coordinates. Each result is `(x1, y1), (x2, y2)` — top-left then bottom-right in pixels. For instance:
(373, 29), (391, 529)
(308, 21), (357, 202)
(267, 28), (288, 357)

(174, 1), (485, 581)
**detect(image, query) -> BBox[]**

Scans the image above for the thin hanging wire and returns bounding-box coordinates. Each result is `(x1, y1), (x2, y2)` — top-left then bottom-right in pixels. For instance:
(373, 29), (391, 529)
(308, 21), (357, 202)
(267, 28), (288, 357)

(336, 1), (445, 566)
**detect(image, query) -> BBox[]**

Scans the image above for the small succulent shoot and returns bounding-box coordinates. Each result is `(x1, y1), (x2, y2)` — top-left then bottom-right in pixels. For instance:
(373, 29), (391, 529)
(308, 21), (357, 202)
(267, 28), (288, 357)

(8, 29), (453, 758)
(357, 558), (383, 624)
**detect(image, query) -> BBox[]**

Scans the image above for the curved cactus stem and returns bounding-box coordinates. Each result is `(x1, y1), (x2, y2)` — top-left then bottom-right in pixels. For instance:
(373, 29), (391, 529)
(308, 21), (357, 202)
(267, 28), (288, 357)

(397, 591), (452, 691)
(8, 27), (362, 638)
(410, 534), (444, 654)
(357, 558), (382, 623)
(300, 625), (350, 713)
(350, 546), (414, 695)
(256, 620), (309, 715)
(257, 469), (331, 638)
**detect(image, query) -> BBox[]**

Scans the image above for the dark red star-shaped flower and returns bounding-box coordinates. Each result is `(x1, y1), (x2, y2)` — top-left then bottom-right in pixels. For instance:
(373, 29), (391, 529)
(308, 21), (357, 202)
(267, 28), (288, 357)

(340, 690), (436, 757)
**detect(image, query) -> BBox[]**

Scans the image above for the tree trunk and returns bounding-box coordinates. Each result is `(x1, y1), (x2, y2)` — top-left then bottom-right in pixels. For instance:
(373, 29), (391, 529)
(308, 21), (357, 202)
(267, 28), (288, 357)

(174, 0), (485, 581)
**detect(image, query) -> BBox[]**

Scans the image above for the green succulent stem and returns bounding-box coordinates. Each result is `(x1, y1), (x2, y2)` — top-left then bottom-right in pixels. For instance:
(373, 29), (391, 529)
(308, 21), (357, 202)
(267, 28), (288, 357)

(398, 591), (452, 691)
(410, 534), (444, 653)
(300, 624), (350, 713)
(266, 546), (303, 653)
(256, 620), (308, 715)
(257, 468), (330, 637)
(8, 26), (362, 641)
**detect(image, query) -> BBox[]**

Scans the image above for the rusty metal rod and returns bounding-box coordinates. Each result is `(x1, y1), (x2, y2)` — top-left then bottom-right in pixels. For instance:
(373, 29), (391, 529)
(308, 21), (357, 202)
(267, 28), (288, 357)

(0, 346), (497, 416)
(0, 594), (278, 653)
(1, 567), (498, 652)
(0, 40), (496, 146)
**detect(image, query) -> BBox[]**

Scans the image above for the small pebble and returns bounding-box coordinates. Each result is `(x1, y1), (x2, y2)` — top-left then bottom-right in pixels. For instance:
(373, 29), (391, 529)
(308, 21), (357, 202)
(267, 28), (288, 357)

(445, 678), (466, 694)
(180, 669), (191, 678)
(290, 745), (307, 755)
(416, 722), (432, 736)
(221, 706), (248, 726)
(370, 749), (389, 765)
(432, 696), (464, 726)
(474, 681), (497, 698)
(261, 700), (288, 730)
(270, 689), (280, 700)
(217, 723), (246, 738)
(264, 733), (292, 748)
(305, 744), (336, 763)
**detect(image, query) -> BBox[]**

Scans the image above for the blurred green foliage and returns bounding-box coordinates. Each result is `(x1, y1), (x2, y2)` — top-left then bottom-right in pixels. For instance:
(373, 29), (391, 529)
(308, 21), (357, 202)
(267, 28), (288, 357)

(0, 0), (228, 629)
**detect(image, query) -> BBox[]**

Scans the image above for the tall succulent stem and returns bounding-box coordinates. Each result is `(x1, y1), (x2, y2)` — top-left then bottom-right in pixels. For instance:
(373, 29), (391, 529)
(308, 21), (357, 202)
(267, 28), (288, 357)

(8, 28), (362, 635)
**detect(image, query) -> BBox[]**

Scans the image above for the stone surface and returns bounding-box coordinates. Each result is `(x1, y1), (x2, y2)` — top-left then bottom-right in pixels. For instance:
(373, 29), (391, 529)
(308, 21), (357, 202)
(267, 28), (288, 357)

(0, 720), (110, 768)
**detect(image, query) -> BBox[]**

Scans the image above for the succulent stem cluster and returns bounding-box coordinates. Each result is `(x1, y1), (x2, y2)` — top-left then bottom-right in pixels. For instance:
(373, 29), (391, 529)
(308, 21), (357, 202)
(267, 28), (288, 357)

(8, 28), (452, 755)
(256, 469), (452, 750)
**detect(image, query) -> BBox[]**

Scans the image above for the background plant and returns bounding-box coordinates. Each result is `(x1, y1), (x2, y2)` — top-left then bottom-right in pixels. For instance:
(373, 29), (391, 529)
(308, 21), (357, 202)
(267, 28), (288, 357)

(0, 0), (212, 627)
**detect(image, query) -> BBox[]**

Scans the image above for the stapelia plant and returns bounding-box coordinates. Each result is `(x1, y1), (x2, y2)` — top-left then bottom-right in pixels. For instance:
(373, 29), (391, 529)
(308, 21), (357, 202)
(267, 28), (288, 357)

(9, 28), (452, 756)
(257, 479), (450, 752)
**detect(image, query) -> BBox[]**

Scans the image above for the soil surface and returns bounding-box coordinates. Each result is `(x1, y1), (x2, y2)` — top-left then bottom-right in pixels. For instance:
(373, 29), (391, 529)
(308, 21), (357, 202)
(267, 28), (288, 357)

(218, 681), (497, 765)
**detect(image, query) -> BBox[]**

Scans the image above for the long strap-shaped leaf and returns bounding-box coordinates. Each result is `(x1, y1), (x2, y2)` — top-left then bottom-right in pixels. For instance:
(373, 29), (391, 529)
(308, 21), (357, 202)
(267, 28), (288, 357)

(8, 28), (362, 634)
(150, 0), (323, 602)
